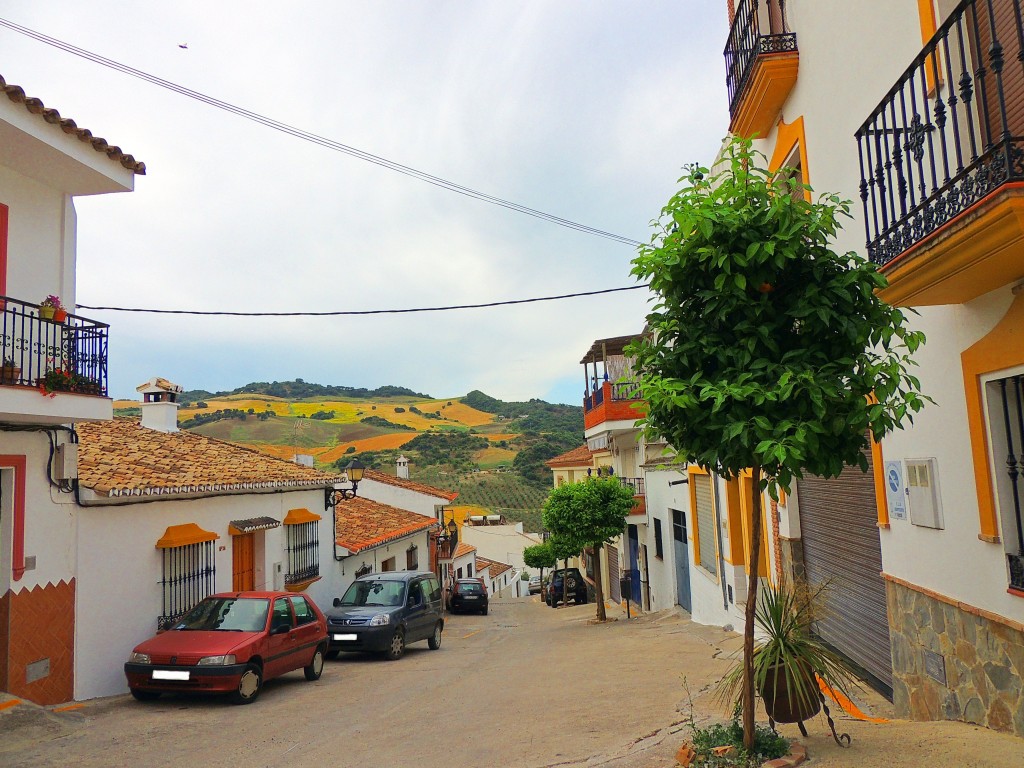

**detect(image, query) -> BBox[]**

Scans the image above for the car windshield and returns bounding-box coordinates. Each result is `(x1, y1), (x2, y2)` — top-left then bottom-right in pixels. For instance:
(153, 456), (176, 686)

(337, 580), (405, 607)
(457, 583), (483, 594)
(174, 597), (270, 632)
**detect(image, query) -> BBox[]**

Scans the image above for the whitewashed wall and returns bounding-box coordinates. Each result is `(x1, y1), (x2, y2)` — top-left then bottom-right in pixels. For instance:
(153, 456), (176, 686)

(359, 477), (447, 519)
(459, 523), (540, 574)
(75, 487), (329, 700)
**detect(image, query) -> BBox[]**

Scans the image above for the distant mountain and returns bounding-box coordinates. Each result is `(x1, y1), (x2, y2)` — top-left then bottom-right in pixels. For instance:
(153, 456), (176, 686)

(461, 390), (583, 440)
(180, 379), (430, 404)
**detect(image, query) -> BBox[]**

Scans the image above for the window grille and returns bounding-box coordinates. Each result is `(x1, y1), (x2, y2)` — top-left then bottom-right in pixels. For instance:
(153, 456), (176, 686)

(406, 544), (419, 570)
(159, 540), (215, 630)
(355, 563), (373, 579)
(653, 517), (664, 559)
(285, 520), (320, 585)
(990, 374), (1024, 590)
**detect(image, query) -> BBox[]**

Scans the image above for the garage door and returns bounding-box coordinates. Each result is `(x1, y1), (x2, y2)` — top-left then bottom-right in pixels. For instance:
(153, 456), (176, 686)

(796, 447), (892, 695)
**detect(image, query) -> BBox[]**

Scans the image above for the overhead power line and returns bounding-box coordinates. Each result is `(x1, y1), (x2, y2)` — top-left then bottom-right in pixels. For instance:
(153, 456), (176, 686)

(77, 284), (651, 316)
(0, 17), (645, 248)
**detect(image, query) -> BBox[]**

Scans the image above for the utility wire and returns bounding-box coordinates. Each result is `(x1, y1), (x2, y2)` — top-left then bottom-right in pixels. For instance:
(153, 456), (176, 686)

(77, 284), (651, 316)
(0, 17), (645, 247)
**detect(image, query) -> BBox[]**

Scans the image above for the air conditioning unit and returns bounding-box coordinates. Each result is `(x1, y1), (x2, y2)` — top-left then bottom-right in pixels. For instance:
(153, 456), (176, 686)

(55, 443), (78, 481)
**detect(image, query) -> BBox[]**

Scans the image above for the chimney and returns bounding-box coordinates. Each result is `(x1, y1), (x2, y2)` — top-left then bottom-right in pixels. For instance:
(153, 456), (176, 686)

(136, 377), (183, 433)
(397, 454), (410, 479)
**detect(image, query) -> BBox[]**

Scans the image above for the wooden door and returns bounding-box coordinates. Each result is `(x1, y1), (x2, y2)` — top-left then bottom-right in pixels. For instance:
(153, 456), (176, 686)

(232, 532), (255, 591)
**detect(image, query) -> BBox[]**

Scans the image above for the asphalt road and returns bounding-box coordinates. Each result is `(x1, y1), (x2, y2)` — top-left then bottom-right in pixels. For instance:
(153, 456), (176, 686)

(1, 595), (741, 768)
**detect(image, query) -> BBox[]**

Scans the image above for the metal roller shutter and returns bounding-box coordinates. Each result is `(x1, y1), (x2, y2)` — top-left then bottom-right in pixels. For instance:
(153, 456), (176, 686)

(796, 447), (893, 694)
(606, 544), (621, 603)
(694, 474), (717, 576)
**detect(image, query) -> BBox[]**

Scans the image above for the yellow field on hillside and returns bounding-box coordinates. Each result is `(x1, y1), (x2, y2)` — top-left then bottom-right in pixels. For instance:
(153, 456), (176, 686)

(238, 444), (332, 461)
(419, 400), (494, 426)
(327, 433), (418, 461)
(483, 433), (516, 442)
(475, 447), (516, 467)
(178, 399), (291, 418)
(449, 505), (490, 527)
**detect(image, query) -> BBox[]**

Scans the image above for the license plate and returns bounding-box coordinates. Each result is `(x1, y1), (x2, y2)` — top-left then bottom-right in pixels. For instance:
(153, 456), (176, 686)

(464, 595), (478, 600)
(152, 670), (189, 681)
(333, 633), (358, 641)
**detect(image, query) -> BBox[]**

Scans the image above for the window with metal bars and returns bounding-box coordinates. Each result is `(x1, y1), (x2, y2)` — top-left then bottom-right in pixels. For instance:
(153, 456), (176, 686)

(406, 544), (419, 570)
(653, 517), (664, 559)
(285, 520), (320, 586)
(159, 541), (215, 630)
(987, 373), (1024, 591)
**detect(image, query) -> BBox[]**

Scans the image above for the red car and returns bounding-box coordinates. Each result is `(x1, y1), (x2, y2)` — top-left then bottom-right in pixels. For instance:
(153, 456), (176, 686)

(124, 591), (328, 704)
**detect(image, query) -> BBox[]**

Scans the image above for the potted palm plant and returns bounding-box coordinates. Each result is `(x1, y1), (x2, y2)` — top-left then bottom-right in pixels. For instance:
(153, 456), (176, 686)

(718, 578), (857, 743)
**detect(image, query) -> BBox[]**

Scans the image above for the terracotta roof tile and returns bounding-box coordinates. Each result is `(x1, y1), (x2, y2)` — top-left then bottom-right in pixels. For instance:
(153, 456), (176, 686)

(1, 73), (145, 174)
(452, 541), (476, 559)
(334, 497), (438, 554)
(77, 419), (340, 497)
(363, 468), (458, 502)
(475, 556), (513, 579)
(545, 445), (594, 468)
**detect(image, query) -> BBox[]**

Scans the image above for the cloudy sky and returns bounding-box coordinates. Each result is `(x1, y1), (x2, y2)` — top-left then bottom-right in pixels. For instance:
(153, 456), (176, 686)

(2, 1), (729, 404)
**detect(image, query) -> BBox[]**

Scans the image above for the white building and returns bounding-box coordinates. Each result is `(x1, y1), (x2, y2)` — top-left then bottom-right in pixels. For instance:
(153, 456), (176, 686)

(0, 72), (144, 706)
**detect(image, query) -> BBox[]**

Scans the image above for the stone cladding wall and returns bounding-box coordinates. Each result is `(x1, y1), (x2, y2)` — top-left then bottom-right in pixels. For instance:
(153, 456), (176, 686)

(887, 577), (1024, 736)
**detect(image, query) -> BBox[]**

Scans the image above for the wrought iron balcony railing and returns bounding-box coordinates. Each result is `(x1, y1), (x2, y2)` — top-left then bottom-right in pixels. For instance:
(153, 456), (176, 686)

(724, 0), (796, 115)
(619, 476), (646, 496)
(0, 295), (109, 396)
(856, 0), (1024, 267)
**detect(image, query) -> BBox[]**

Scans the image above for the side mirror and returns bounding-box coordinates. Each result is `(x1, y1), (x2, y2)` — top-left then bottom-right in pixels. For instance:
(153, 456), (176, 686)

(333, 598), (342, 608)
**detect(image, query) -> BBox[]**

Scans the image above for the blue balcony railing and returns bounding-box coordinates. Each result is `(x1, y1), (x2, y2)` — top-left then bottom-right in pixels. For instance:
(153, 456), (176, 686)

(0, 295), (109, 396)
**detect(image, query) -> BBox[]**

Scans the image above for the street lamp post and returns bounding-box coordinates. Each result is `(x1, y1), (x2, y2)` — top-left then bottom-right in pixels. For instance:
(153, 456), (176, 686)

(325, 459), (367, 562)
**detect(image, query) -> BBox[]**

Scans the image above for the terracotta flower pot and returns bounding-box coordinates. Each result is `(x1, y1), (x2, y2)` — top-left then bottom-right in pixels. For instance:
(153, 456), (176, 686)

(0, 365), (20, 384)
(760, 662), (821, 724)
(53, 308), (68, 322)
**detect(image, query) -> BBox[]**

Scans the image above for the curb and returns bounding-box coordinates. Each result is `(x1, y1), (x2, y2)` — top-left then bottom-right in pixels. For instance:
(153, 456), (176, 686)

(675, 740), (807, 767)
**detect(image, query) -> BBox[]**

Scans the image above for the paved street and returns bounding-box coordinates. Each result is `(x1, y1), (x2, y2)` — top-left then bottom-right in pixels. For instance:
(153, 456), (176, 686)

(3, 595), (1021, 768)
(1, 595), (740, 768)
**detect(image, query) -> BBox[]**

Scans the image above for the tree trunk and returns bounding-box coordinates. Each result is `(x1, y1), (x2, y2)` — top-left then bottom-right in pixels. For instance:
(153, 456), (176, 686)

(593, 545), (606, 621)
(742, 464), (763, 750)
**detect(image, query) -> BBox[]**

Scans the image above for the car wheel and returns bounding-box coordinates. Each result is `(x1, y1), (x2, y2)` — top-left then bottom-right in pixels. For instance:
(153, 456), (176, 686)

(325, 649), (340, 660)
(129, 688), (160, 702)
(481, 607), (488, 616)
(578, 593), (588, 605)
(304, 646), (325, 681)
(384, 628), (405, 661)
(230, 663), (262, 705)
(428, 623), (442, 650)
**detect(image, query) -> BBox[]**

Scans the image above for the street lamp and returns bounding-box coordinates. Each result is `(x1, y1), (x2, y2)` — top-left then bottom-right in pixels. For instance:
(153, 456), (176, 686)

(324, 458), (366, 509)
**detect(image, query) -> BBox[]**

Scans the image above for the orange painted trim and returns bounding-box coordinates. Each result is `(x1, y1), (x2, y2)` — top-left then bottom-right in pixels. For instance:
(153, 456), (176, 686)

(870, 434), (889, 527)
(879, 183), (1024, 307)
(155, 522), (218, 549)
(883, 571), (1024, 635)
(283, 508), (321, 525)
(768, 115), (810, 200)
(962, 291), (1024, 542)
(0, 455), (27, 580)
(729, 51), (800, 139)
(284, 576), (322, 593)
(917, 0), (942, 94)
(0, 202), (8, 297)
(723, 479), (746, 565)
(738, 474), (772, 583)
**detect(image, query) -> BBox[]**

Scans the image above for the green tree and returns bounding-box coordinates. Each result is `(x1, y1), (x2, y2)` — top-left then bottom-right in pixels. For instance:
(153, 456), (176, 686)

(523, 542), (556, 598)
(628, 137), (927, 748)
(547, 533), (582, 608)
(542, 477), (636, 621)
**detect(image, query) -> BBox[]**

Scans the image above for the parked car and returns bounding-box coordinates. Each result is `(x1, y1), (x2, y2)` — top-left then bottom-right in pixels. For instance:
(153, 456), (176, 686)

(449, 579), (489, 615)
(124, 591), (327, 705)
(528, 576), (543, 595)
(325, 571), (444, 660)
(545, 568), (588, 607)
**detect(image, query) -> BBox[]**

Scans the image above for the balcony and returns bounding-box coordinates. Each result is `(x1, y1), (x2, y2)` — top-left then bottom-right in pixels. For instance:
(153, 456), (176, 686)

(619, 476), (647, 521)
(856, 0), (1024, 306)
(583, 380), (645, 434)
(0, 295), (111, 424)
(725, 0), (799, 138)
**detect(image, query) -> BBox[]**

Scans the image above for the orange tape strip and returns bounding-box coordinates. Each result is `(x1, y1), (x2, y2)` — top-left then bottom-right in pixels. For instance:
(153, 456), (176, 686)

(818, 678), (889, 723)
(0, 699), (22, 711)
(52, 703), (85, 712)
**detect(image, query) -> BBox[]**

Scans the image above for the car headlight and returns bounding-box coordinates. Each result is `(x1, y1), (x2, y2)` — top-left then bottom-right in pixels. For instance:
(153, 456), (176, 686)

(368, 613), (391, 626)
(197, 655), (236, 666)
(128, 651), (151, 664)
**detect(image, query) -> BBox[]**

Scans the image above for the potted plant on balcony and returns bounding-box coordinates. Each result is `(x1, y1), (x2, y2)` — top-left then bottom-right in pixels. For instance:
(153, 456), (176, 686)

(1, 358), (21, 384)
(39, 295), (63, 321)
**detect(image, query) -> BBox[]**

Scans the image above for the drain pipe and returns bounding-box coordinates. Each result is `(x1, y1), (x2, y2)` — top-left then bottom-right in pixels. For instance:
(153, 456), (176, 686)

(711, 472), (729, 612)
